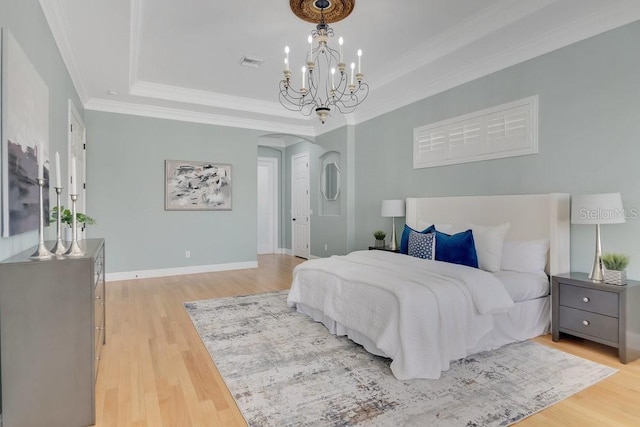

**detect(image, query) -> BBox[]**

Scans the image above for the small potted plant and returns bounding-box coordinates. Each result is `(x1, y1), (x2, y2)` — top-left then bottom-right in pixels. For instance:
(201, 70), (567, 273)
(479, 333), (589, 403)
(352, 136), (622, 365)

(373, 230), (386, 249)
(50, 206), (96, 241)
(601, 252), (630, 285)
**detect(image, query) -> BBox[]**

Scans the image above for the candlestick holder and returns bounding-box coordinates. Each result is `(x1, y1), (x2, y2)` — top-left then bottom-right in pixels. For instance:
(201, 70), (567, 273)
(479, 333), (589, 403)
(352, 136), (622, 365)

(64, 193), (85, 257)
(50, 187), (67, 255)
(30, 178), (54, 260)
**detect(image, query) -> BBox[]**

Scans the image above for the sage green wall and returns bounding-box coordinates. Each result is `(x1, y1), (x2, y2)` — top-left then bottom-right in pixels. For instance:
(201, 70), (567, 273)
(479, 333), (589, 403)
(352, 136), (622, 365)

(0, 0), (84, 261)
(85, 111), (262, 274)
(350, 21), (640, 278)
(314, 126), (351, 256)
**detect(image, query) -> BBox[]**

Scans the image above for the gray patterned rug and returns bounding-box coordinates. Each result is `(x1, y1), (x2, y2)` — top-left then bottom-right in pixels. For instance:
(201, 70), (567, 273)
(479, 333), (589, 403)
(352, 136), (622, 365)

(185, 291), (617, 426)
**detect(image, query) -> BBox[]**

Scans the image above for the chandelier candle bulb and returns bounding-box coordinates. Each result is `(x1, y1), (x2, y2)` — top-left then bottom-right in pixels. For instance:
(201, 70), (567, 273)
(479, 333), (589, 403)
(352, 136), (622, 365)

(308, 35), (313, 61)
(339, 37), (343, 62)
(331, 67), (336, 90)
(357, 49), (362, 73)
(301, 66), (306, 89)
(284, 46), (290, 71)
(350, 62), (355, 85)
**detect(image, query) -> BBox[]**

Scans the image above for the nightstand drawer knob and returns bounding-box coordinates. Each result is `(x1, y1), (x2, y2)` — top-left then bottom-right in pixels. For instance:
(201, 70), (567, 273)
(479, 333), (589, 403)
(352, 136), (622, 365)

(582, 297), (590, 303)
(582, 320), (590, 326)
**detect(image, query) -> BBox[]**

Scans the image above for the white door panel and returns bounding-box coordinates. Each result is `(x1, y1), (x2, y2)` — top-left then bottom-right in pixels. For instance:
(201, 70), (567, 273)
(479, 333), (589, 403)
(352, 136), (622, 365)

(291, 153), (310, 259)
(68, 101), (87, 238)
(257, 158), (278, 254)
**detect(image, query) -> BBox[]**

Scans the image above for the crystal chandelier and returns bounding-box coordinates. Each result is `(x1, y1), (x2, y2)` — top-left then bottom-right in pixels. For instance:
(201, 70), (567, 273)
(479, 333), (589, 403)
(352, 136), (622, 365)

(279, 0), (369, 124)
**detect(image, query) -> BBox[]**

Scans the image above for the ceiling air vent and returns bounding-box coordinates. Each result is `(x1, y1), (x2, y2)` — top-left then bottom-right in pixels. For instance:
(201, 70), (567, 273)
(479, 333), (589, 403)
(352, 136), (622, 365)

(240, 56), (264, 68)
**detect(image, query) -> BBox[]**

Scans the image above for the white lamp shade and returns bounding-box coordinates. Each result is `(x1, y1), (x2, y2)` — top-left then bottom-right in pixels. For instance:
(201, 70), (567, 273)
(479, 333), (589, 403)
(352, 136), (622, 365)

(381, 199), (405, 217)
(571, 193), (625, 224)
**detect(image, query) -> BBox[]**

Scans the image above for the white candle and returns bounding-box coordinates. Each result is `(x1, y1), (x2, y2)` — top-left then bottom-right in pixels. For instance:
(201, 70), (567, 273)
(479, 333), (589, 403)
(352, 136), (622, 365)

(284, 46), (290, 71)
(71, 156), (77, 194)
(55, 151), (61, 188)
(357, 49), (362, 73)
(308, 35), (313, 61)
(301, 66), (306, 89)
(338, 37), (344, 63)
(37, 141), (43, 180)
(350, 62), (355, 85)
(331, 68), (336, 90)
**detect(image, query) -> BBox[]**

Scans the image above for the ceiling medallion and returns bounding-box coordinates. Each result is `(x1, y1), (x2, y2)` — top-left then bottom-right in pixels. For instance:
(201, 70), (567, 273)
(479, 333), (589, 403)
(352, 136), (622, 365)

(279, 0), (368, 123)
(289, 0), (355, 24)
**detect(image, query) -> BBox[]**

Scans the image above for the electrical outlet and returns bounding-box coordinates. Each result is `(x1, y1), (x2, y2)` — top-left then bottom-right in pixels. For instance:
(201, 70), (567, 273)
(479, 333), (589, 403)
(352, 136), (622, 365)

(185, 250), (191, 258)
(324, 244), (328, 251)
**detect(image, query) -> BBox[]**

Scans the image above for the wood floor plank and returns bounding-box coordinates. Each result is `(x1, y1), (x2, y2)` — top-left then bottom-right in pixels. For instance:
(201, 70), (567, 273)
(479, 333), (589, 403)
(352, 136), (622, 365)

(94, 254), (640, 426)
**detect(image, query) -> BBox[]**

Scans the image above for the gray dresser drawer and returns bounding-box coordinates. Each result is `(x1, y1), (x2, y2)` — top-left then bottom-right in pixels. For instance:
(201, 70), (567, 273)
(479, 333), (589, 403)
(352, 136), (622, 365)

(559, 305), (619, 343)
(559, 283), (618, 317)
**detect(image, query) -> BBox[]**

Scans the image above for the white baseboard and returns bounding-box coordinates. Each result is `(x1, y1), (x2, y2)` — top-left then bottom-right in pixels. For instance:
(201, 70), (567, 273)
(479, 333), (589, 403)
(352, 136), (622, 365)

(279, 248), (293, 255)
(105, 261), (258, 282)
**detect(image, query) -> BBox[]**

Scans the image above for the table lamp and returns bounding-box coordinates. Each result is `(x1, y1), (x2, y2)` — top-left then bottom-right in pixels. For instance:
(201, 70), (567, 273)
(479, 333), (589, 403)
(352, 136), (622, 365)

(571, 193), (625, 281)
(381, 199), (405, 251)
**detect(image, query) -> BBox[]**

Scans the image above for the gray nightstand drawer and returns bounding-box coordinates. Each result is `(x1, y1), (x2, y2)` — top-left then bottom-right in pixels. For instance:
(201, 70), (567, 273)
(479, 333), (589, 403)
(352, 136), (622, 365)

(559, 306), (619, 343)
(559, 284), (618, 317)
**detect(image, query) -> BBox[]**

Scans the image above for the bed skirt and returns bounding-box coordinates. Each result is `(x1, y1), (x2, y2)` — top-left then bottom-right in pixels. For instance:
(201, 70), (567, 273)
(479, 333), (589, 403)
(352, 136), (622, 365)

(294, 295), (550, 365)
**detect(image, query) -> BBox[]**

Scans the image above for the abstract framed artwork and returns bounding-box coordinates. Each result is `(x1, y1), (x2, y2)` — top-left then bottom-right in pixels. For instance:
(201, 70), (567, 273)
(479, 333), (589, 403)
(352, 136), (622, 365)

(1, 28), (50, 237)
(165, 160), (232, 211)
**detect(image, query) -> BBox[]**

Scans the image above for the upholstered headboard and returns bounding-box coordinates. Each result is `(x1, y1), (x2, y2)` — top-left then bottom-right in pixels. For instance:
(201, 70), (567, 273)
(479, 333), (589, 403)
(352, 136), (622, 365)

(405, 193), (570, 276)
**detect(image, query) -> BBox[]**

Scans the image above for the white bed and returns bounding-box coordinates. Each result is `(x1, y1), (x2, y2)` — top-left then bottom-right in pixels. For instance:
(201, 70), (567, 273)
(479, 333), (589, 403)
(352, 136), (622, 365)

(287, 194), (570, 380)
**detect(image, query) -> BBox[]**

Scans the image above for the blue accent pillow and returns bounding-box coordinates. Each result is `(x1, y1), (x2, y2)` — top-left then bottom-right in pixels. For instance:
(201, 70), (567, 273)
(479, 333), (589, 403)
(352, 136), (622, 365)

(434, 230), (479, 268)
(400, 224), (436, 254)
(408, 231), (435, 260)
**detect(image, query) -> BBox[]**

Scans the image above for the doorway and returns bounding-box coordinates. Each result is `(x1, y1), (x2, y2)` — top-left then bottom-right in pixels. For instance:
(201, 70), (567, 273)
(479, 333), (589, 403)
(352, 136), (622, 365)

(68, 100), (87, 237)
(257, 157), (278, 254)
(291, 152), (310, 259)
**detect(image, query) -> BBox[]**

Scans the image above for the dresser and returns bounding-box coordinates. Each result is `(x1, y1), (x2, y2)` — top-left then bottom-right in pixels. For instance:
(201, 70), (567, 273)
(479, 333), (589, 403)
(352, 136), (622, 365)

(0, 238), (105, 427)
(551, 272), (640, 364)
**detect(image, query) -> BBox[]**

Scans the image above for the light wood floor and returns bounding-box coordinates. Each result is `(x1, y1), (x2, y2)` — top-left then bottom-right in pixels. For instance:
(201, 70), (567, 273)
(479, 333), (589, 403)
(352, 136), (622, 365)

(95, 254), (640, 426)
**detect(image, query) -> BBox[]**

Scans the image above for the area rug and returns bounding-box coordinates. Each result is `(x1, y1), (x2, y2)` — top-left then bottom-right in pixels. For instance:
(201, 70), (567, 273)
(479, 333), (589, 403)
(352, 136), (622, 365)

(185, 291), (617, 427)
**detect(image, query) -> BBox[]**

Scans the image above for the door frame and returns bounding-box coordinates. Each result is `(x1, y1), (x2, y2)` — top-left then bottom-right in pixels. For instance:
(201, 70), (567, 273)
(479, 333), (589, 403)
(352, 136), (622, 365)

(67, 100), (87, 237)
(291, 152), (310, 259)
(257, 156), (279, 254)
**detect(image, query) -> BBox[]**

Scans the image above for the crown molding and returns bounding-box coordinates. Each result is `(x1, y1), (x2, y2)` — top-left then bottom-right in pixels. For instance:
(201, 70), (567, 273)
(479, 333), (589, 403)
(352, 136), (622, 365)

(38, 0), (89, 103)
(354, 3), (640, 125)
(369, 0), (555, 90)
(84, 98), (316, 136)
(129, 0), (145, 90)
(130, 80), (304, 120)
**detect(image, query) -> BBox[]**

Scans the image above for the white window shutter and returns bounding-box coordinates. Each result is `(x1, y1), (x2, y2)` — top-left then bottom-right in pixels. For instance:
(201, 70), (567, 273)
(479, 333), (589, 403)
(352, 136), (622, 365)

(413, 96), (538, 169)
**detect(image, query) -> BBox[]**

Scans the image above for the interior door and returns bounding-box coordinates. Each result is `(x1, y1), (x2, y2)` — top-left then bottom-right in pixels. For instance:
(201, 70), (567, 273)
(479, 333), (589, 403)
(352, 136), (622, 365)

(257, 157), (278, 254)
(68, 101), (87, 237)
(291, 152), (310, 259)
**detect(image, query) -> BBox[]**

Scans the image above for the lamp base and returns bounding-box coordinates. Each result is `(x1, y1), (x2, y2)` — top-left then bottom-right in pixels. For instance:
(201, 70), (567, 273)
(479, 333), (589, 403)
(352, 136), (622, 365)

(588, 224), (604, 281)
(389, 217), (398, 251)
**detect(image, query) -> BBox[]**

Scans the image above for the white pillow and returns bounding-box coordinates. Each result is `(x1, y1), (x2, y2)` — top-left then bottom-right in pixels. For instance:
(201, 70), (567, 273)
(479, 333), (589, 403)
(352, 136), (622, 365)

(501, 239), (550, 274)
(467, 223), (510, 272)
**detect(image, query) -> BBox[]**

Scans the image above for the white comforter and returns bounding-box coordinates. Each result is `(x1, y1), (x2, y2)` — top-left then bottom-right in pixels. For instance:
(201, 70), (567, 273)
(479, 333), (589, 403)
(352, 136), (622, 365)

(287, 250), (514, 380)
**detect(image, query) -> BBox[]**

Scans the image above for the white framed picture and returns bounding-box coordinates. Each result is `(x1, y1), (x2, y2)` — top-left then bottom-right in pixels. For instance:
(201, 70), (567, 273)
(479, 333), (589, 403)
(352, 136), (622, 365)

(165, 160), (232, 211)
(1, 28), (50, 236)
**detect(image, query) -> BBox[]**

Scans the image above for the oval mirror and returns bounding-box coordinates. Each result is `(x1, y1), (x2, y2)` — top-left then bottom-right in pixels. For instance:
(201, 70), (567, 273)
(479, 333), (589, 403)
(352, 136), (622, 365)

(321, 162), (341, 201)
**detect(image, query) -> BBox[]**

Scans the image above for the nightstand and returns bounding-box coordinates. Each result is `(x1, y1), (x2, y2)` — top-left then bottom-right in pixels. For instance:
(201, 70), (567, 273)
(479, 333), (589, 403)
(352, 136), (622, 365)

(551, 272), (640, 363)
(368, 246), (400, 253)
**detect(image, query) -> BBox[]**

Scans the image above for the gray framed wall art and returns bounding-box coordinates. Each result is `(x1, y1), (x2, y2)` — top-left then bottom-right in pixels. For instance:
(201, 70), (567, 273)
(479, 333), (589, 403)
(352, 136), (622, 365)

(165, 160), (232, 210)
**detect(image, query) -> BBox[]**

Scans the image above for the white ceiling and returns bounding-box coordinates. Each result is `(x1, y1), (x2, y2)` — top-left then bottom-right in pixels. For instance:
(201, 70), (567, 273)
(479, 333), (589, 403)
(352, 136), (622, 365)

(39, 0), (640, 137)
